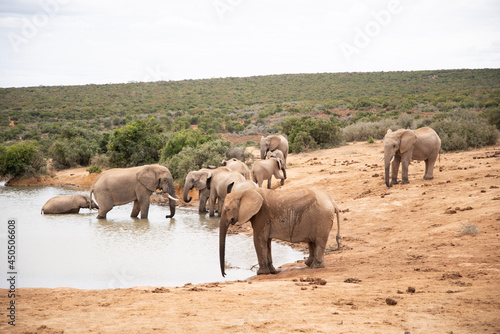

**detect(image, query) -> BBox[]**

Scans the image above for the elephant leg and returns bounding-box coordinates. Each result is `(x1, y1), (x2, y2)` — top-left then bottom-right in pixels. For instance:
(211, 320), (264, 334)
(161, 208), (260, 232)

(310, 238), (327, 268)
(95, 196), (112, 219)
(401, 160), (410, 184)
(209, 191), (216, 217)
(199, 191), (209, 213)
(282, 168), (287, 179)
(254, 228), (272, 275)
(305, 242), (315, 267)
(267, 177), (272, 189)
(274, 170), (285, 186)
(217, 197), (223, 217)
(391, 157), (401, 185)
(139, 200), (150, 219)
(424, 158), (436, 180)
(131, 200), (140, 218)
(266, 239), (276, 274)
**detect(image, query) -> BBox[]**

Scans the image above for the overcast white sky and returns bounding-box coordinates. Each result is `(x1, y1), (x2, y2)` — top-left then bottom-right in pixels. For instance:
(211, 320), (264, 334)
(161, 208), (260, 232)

(0, 0), (498, 88)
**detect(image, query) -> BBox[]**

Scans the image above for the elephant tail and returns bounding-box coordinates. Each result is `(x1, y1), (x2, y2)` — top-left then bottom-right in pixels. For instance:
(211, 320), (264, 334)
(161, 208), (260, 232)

(333, 200), (341, 250)
(89, 187), (94, 210)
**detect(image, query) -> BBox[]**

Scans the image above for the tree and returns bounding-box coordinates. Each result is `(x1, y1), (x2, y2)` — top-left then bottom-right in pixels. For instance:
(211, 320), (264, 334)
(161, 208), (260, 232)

(0, 142), (45, 177)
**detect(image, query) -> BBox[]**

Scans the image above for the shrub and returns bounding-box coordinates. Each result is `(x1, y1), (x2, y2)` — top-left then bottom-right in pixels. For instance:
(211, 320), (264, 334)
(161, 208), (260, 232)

(428, 110), (499, 151)
(282, 117), (342, 153)
(87, 165), (102, 173)
(161, 130), (216, 160)
(0, 142), (46, 177)
(49, 137), (98, 170)
(162, 139), (232, 182)
(107, 118), (165, 167)
(342, 119), (397, 142)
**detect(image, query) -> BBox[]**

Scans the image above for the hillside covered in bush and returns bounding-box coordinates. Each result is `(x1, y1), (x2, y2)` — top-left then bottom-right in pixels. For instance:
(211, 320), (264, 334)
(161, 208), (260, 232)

(1, 69), (499, 181)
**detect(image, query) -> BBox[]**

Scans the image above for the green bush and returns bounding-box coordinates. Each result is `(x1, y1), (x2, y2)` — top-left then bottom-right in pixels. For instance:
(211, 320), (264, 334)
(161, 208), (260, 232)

(87, 165), (102, 173)
(107, 118), (165, 167)
(161, 129), (216, 160)
(49, 137), (98, 170)
(162, 139), (232, 182)
(342, 119), (398, 142)
(0, 142), (46, 177)
(282, 117), (342, 153)
(428, 110), (499, 151)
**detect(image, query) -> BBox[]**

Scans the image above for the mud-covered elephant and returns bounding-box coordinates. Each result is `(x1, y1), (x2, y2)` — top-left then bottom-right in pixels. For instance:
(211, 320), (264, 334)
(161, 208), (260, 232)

(383, 127), (441, 187)
(219, 188), (341, 276)
(260, 135), (288, 162)
(206, 167), (246, 217)
(41, 194), (98, 214)
(183, 168), (213, 214)
(252, 156), (285, 188)
(221, 158), (251, 180)
(90, 164), (178, 219)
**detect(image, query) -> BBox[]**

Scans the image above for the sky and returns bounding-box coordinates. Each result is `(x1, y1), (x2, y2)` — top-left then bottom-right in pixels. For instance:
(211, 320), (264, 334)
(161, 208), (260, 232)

(0, 0), (499, 88)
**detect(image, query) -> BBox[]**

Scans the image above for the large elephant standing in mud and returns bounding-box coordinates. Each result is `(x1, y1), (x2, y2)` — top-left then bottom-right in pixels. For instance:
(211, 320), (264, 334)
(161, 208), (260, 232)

(383, 127), (441, 187)
(219, 188), (340, 276)
(41, 194), (98, 214)
(183, 168), (214, 214)
(90, 165), (178, 219)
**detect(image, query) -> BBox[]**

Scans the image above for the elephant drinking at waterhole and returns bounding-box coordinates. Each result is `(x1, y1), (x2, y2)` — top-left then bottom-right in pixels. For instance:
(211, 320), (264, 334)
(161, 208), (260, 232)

(219, 188), (341, 276)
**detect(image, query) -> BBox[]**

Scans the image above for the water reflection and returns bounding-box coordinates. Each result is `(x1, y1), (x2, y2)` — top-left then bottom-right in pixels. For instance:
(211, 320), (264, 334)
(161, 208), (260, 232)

(0, 185), (303, 289)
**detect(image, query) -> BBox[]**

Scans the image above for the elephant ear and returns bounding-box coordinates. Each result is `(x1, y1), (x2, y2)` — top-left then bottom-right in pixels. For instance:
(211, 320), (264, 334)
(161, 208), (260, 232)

(269, 136), (281, 151)
(137, 166), (159, 192)
(400, 130), (417, 154)
(238, 189), (263, 224)
(197, 171), (211, 190)
(275, 158), (282, 171)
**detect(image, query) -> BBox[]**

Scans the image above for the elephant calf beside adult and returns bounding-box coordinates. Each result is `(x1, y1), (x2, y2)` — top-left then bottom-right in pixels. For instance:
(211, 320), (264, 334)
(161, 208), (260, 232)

(252, 155), (285, 188)
(219, 188), (341, 276)
(383, 127), (441, 187)
(41, 194), (98, 214)
(90, 164), (178, 219)
(183, 168), (213, 214)
(221, 158), (251, 180)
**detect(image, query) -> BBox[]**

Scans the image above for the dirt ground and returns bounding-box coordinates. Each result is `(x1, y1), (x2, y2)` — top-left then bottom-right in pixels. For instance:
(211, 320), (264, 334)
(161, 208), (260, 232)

(1, 140), (500, 334)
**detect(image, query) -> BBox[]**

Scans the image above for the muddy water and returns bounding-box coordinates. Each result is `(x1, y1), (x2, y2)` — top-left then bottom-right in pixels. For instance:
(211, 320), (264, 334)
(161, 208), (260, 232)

(0, 184), (303, 289)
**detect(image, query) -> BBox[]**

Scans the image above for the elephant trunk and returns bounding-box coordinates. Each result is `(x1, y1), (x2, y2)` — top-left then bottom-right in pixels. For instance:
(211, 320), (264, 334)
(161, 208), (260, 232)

(183, 184), (192, 203)
(384, 153), (394, 188)
(219, 217), (229, 277)
(260, 148), (267, 160)
(165, 178), (177, 218)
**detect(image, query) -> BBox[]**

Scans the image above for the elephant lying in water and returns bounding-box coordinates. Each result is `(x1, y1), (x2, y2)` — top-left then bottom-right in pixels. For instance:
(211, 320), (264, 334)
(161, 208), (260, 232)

(41, 194), (98, 214)
(90, 164), (178, 219)
(219, 188), (341, 276)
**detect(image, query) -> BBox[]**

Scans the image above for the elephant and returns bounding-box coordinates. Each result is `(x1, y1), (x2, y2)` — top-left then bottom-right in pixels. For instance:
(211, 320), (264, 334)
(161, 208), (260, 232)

(260, 135), (288, 165)
(252, 156), (285, 188)
(206, 167), (246, 217)
(219, 188), (341, 276)
(183, 168), (213, 214)
(221, 158), (251, 180)
(41, 194), (98, 214)
(227, 179), (258, 194)
(266, 149), (287, 180)
(383, 127), (441, 187)
(90, 164), (178, 219)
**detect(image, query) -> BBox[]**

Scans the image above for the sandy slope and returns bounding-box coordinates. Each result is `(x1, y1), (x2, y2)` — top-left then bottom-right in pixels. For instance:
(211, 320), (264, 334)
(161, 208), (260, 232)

(1, 140), (499, 334)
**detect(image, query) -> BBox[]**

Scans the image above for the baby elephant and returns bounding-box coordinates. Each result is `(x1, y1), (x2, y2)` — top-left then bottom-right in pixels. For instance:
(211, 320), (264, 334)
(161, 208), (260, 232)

(41, 194), (99, 214)
(252, 156), (285, 188)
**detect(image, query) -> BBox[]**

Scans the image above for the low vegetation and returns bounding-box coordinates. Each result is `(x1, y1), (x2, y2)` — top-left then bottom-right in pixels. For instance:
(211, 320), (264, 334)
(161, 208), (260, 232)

(0, 69), (499, 180)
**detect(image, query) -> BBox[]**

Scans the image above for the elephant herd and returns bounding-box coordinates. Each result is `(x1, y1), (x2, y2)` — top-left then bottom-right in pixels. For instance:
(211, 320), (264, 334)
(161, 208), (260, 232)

(40, 128), (441, 277)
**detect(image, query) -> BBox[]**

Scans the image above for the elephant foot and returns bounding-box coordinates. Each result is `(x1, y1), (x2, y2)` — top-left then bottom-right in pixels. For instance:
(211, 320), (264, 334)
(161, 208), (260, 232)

(423, 176), (434, 180)
(257, 266), (277, 275)
(309, 261), (325, 269)
(401, 180), (410, 185)
(280, 179), (285, 185)
(305, 257), (314, 267)
(96, 215), (106, 219)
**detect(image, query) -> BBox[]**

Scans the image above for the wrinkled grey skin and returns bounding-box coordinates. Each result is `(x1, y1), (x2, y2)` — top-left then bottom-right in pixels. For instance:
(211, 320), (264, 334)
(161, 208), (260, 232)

(219, 188), (341, 277)
(383, 127), (441, 187)
(41, 194), (98, 214)
(183, 168), (213, 214)
(90, 165), (177, 219)
(226, 179), (258, 194)
(221, 158), (251, 180)
(252, 157), (285, 188)
(207, 167), (246, 217)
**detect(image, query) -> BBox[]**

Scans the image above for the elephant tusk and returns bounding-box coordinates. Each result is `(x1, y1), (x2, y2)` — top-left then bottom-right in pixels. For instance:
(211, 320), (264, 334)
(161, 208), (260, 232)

(380, 156), (384, 162)
(390, 156), (395, 164)
(166, 193), (179, 201)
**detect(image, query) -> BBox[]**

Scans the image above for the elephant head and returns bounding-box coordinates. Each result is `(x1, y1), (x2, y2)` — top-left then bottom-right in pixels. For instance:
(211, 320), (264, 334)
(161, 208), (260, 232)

(260, 136), (282, 160)
(137, 165), (178, 218)
(219, 189), (263, 277)
(383, 129), (416, 187)
(183, 170), (211, 203)
(82, 195), (99, 210)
